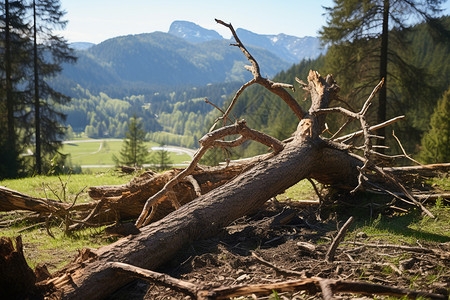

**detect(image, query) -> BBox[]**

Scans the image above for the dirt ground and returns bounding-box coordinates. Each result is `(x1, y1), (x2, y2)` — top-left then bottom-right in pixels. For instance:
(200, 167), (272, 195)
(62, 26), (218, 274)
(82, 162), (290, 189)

(107, 199), (450, 300)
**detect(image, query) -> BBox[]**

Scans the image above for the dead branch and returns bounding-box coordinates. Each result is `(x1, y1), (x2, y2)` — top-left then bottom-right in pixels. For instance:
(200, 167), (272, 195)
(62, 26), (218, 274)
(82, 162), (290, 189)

(136, 120), (284, 227)
(325, 216), (354, 262)
(108, 262), (200, 297)
(334, 115), (405, 143)
(392, 130), (423, 166)
(251, 251), (306, 277)
(344, 241), (449, 258)
(214, 19), (306, 124)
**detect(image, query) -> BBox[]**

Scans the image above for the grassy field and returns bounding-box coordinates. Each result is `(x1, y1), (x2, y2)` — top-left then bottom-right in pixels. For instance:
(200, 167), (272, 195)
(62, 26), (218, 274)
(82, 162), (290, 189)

(62, 139), (192, 168)
(0, 173), (448, 274)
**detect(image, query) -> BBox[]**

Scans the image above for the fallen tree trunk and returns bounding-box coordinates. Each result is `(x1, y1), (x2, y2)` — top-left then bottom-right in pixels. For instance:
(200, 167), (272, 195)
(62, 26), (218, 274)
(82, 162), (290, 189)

(41, 70), (364, 299)
(45, 135), (362, 299)
(0, 164), (249, 229)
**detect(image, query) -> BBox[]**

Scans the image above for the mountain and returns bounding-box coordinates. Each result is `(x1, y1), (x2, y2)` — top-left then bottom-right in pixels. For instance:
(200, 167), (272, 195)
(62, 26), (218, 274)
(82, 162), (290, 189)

(235, 28), (326, 63)
(166, 21), (326, 63)
(168, 20), (223, 43)
(57, 31), (291, 95)
(55, 21), (325, 95)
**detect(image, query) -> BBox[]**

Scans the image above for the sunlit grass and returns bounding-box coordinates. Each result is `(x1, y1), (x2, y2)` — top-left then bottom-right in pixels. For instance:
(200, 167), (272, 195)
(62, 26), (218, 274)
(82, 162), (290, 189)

(278, 179), (318, 201)
(1, 224), (115, 272)
(61, 139), (192, 167)
(0, 172), (134, 201)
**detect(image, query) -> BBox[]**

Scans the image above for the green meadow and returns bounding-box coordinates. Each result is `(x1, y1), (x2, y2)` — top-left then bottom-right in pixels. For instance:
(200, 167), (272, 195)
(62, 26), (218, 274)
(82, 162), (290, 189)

(62, 139), (192, 168)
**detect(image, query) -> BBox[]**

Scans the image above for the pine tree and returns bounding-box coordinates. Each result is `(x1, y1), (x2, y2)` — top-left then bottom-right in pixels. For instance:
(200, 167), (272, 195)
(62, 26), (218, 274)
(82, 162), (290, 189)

(419, 88), (450, 163)
(114, 115), (149, 167)
(31, 0), (76, 174)
(0, 0), (30, 178)
(320, 0), (448, 148)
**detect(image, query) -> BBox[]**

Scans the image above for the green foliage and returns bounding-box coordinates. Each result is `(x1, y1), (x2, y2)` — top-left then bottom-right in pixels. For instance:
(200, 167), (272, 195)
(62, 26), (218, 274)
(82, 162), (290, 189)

(320, 0), (449, 153)
(113, 116), (149, 167)
(419, 87), (450, 163)
(0, 0), (75, 177)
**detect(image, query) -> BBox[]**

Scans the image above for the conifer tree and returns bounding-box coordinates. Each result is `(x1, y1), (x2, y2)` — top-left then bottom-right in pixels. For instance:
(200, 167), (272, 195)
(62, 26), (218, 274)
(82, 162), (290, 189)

(114, 115), (149, 167)
(0, 0), (30, 178)
(31, 0), (76, 174)
(419, 88), (450, 163)
(320, 0), (447, 147)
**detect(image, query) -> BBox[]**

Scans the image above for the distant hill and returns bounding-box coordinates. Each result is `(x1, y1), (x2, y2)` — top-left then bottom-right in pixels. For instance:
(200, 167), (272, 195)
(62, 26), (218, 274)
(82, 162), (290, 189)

(55, 21), (325, 95)
(57, 31), (291, 94)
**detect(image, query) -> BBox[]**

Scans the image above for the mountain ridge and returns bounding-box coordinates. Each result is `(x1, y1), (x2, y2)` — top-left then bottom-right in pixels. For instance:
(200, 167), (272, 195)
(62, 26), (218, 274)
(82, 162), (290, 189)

(57, 20), (324, 95)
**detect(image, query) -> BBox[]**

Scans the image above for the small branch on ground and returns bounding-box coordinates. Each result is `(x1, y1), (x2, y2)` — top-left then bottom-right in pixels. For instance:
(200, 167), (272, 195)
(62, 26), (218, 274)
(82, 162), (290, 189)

(325, 216), (354, 262)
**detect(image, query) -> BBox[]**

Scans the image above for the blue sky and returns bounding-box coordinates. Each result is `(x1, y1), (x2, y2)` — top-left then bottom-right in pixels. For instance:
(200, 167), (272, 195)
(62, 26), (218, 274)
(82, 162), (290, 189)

(58, 0), (450, 44)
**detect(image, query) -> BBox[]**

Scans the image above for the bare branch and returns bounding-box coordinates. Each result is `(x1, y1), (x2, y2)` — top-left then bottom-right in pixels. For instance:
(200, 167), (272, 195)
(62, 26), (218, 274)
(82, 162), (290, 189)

(215, 19), (306, 120)
(325, 216), (354, 262)
(392, 130), (423, 166)
(333, 116), (405, 142)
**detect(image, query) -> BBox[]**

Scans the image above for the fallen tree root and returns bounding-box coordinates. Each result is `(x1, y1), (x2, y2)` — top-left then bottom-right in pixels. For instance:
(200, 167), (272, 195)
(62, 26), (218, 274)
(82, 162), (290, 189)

(108, 262), (447, 300)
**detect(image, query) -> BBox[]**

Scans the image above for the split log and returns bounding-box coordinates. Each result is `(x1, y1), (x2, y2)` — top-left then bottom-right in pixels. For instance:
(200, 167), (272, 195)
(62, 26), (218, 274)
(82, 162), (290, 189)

(0, 165), (249, 229)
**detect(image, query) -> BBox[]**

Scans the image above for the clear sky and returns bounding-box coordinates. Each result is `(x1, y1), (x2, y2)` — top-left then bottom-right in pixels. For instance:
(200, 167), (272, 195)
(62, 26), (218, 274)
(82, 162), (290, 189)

(57, 0), (450, 44)
(57, 0), (335, 43)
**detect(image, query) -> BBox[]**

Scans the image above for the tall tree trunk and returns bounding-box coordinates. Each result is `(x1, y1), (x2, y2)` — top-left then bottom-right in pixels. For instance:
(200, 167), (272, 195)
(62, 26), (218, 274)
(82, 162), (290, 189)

(33, 0), (42, 174)
(377, 0), (390, 145)
(5, 0), (15, 153)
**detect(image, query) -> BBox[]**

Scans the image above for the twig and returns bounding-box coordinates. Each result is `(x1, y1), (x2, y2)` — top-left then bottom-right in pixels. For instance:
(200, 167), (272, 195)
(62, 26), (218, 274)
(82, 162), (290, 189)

(343, 241), (447, 257)
(185, 175), (202, 197)
(251, 252), (306, 277)
(333, 115), (405, 143)
(392, 130), (423, 166)
(108, 262), (199, 297)
(307, 178), (324, 203)
(325, 216), (354, 262)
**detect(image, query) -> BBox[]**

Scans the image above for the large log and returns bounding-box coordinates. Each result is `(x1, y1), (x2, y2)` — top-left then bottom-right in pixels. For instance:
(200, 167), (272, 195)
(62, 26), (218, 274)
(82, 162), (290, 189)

(43, 71), (362, 299)
(48, 136), (361, 299)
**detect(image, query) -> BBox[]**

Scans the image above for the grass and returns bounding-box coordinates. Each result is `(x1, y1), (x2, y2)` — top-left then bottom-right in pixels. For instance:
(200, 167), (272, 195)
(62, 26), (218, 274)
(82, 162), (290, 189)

(0, 173), (448, 277)
(0, 172), (133, 271)
(1, 224), (115, 272)
(62, 138), (192, 167)
(0, 172), (134, 201)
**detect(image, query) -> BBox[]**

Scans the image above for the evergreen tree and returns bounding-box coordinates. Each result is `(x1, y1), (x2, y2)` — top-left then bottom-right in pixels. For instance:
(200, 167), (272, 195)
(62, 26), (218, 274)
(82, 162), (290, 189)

(30, 0), (76, 174)
(320, 0), (448, 146)
(114, 115), (149, 167)
(0, 0), (30, 178)
(419, 88), (450, 163)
